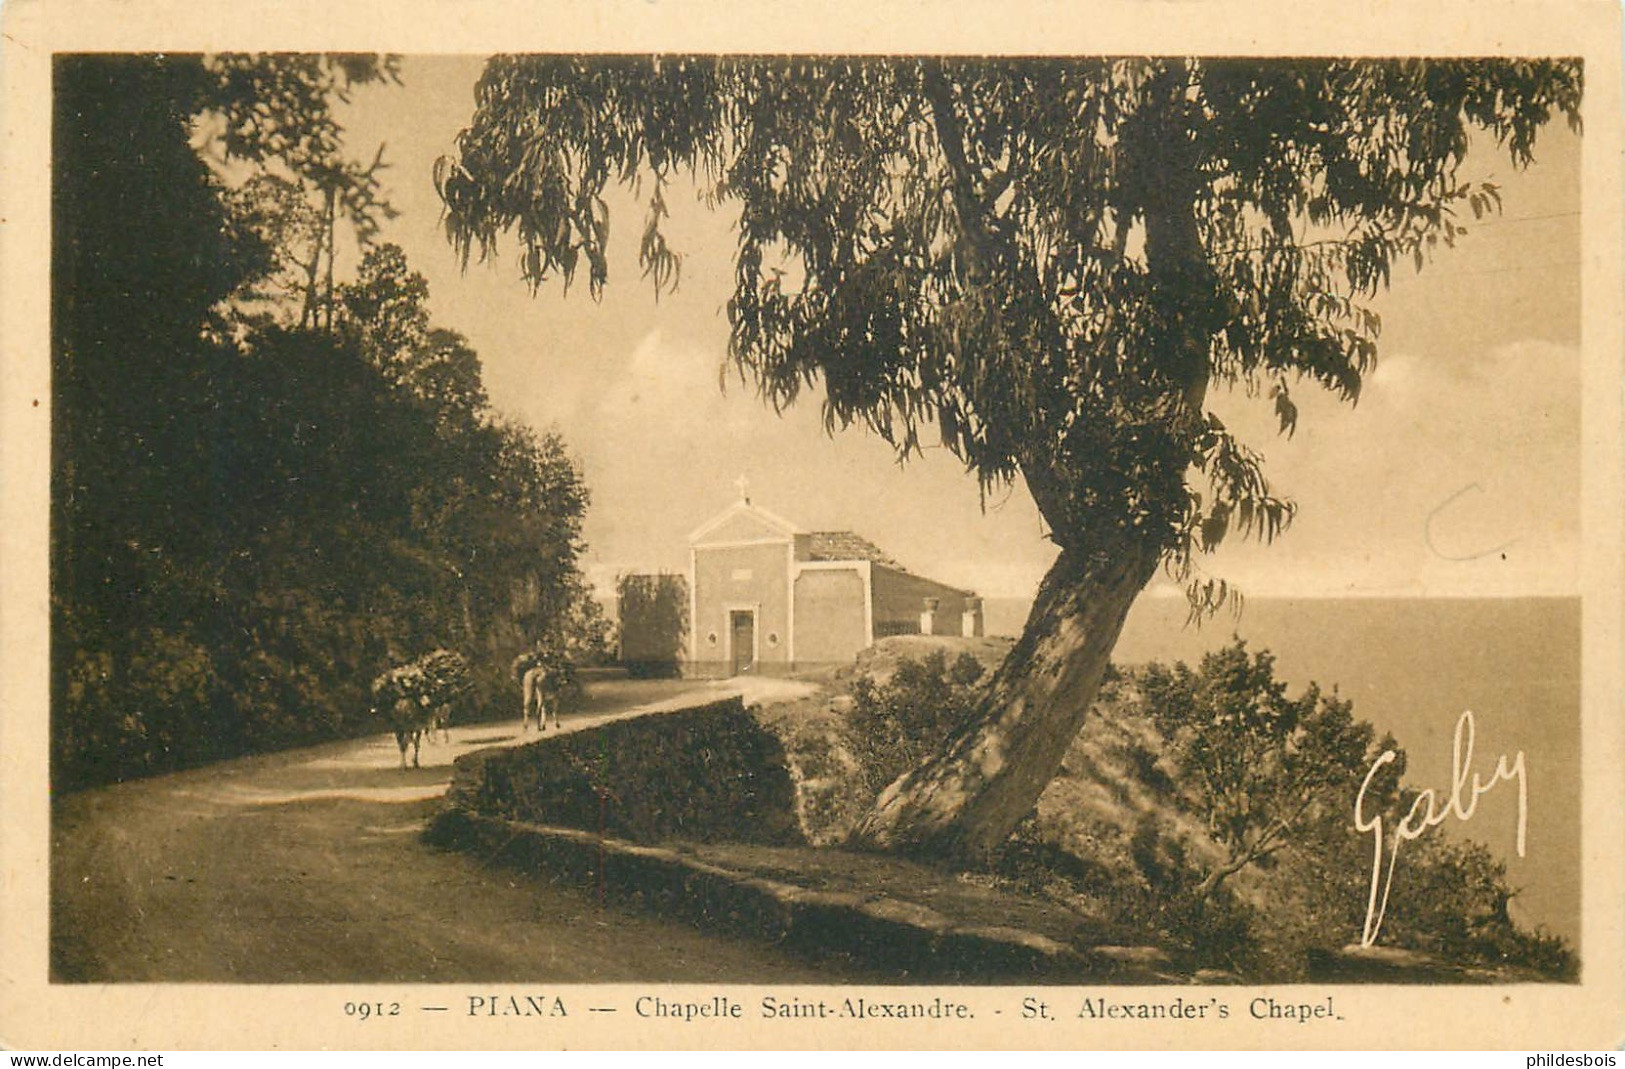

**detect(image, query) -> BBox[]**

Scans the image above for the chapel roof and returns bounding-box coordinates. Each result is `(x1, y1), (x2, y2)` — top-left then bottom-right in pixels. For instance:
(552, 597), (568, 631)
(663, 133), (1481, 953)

(806, 531), (905, 571)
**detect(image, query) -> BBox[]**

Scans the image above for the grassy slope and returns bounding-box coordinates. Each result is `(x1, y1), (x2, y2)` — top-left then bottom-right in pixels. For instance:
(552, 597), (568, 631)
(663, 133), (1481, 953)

(764, 637), (1239, 956)
(764, 636), (1572, 981)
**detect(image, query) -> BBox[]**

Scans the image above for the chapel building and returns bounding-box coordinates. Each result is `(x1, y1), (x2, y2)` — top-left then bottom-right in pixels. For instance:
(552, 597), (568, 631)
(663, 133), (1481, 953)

(687, 493), (983, 677)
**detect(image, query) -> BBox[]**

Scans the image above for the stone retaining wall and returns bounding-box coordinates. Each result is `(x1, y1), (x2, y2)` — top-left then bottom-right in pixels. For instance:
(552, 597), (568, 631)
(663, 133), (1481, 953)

(444, 696), (805, 846)
(424, 809), (1164, 982)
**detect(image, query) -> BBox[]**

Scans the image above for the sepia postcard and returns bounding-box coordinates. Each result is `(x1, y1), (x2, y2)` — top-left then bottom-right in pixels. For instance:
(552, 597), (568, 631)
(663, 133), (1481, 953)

(2, 0), (1622, 1052)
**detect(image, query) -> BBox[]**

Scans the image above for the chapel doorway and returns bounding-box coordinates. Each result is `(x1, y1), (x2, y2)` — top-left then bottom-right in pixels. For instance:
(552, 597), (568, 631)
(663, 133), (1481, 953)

(729, 610), (755, 676)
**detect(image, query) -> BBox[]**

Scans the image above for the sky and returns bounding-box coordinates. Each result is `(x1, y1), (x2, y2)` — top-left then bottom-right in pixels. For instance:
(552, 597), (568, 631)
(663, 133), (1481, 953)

(334, 56), (1582, 603)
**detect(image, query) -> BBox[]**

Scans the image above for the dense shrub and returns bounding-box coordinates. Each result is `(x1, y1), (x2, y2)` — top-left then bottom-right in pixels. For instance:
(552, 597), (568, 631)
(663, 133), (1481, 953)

(1139, 640), (1399, 901)
(997, 809), (1259, 975)
(450, 697), (804, 845)
(762, 700), (874, 845)
(985, 641), (1578, 981)
(51, 57), (594, 789)
(847, 649), (987, 796)
(1131, 640), (1575, 980)
(616, 573), (688, 676)
(1373, 834), (1576, 978)
(55, 627), (225, 789)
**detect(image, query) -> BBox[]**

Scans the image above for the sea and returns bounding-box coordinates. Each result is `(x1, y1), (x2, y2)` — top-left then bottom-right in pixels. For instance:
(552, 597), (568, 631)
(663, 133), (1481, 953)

(985, 595), (1583, 947)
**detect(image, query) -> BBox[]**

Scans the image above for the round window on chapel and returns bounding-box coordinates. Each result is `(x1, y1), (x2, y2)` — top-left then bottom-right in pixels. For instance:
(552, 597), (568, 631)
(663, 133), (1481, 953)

(767, 632), (780, 648)
(706, 631), (719, 646)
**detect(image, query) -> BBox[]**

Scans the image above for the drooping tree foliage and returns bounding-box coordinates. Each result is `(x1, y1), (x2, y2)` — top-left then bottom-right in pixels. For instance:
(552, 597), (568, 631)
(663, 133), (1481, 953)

(52, 54), (592, 789)
(437, 55), (1582, 861)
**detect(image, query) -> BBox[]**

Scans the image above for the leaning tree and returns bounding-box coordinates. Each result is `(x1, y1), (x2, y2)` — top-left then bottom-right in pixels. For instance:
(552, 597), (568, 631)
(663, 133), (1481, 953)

(436, 56), (1581, 863)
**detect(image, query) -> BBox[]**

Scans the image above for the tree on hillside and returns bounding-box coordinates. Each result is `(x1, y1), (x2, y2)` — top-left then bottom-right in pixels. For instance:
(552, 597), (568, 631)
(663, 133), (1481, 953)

(53, 53), (405, 783)
(1139, 640), (1402, 899)
(52, 54), (595, 788)
(436, 56), (1581, 862)
(204, 53), (402, 331)
(339, 244), (491, 428)
(331, 242), (592, 664)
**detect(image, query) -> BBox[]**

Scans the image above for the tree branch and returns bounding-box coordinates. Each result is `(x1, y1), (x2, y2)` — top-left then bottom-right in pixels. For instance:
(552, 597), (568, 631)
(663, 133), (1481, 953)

(920, 65), (999, 274)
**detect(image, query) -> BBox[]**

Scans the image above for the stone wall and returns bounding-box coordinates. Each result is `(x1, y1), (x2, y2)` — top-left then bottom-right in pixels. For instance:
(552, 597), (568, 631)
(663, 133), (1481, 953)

(443, 697), (806, 846)
(869, 565), (972, 636)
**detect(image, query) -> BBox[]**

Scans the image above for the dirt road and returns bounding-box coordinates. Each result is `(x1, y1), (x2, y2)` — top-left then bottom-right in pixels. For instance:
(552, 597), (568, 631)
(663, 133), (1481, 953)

(50, 677), (863, 983)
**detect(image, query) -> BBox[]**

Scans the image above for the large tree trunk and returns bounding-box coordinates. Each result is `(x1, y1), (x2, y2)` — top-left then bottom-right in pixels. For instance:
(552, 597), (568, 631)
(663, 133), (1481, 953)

(848, 536), (1162, 863)
(849, 62), (1213, 866)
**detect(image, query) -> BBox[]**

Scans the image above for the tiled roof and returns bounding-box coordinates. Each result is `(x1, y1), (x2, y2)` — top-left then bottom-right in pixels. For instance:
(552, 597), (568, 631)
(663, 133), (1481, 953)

(806, 531), (904, 570)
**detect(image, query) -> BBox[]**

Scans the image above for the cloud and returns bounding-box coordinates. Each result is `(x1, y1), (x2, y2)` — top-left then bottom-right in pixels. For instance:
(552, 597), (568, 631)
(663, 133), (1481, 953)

(576, 328), (1582, 601)
(596, 329), (754, 432)
(1202, 338), (1580, 597)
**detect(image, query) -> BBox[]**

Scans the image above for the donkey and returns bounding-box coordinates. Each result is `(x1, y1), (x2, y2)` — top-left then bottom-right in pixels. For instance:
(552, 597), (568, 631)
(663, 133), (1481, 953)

(521, 664), (560, 732)
(425, 702), (453, 745)
(387, 697), (436, 770)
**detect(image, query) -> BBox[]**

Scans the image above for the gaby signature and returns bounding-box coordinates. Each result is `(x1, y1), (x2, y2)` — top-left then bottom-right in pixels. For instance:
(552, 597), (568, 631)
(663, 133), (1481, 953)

(1354, 709), (1527, 947)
